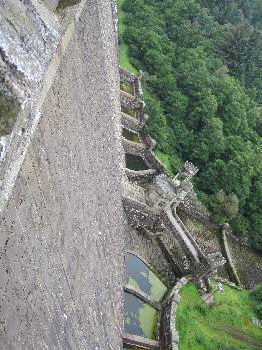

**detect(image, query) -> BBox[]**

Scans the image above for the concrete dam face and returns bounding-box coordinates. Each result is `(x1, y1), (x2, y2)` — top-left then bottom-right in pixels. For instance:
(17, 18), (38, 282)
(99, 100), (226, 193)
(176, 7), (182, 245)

(0, 1), (125, 349)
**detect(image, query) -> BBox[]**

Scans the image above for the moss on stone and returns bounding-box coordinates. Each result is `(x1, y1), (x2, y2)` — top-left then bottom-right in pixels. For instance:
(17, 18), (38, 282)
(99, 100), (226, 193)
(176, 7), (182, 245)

(0, 90), (19, 136)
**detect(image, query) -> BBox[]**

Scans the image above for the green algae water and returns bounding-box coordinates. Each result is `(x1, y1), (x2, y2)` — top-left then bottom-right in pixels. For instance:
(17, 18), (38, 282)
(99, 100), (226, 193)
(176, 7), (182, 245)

(124, 292), (158, 339)
(122, 128), (141, 143)
(124, 255), (167, 340)
(125, 154), (149, 171)
(126, 254), (167, 301)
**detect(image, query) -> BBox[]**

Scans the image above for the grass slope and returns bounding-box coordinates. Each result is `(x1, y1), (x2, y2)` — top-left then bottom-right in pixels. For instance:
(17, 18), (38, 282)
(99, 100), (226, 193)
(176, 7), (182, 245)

(177, 282), (262, 350)
(118, 0), (138, 74)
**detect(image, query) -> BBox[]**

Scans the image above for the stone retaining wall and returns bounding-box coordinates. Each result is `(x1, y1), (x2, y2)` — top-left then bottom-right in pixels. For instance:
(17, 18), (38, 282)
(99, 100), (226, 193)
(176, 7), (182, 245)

(126, 229), (177, 287)
(160, 277), (189, 350)
(221, 226), (241, 286)
(226, 232), (262, 288)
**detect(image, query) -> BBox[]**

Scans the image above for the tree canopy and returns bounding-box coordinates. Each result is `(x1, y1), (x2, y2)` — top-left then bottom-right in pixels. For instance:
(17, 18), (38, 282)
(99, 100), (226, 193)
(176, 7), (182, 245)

(120, 0), (262, 252)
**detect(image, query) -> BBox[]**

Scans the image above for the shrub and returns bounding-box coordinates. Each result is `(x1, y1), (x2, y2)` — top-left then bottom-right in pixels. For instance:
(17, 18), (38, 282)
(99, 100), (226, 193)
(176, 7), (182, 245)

(250, 284), (262, 319)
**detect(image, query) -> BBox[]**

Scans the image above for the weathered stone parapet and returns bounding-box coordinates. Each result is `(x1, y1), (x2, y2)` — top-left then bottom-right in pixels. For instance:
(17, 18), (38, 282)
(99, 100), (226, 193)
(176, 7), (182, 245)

(160, 277), (189, 350)
(119, 67), (142, 97)
(125, 285), (161, 310)
(122, 178), (146, 204)
(1, 1), (125, 348)
(178, 188), (212, 225)
(221, 224), (241, 286)
(120, 67), (137, 85)
(162, 208), (202, 265)
(121, 112), (140, 130)
(120, 90), (143, 111)
(123, 333), (159, 349)
(122, 137), (146, 157)
(174, 161), (198, 183)
(123, 196), (160, 229)
(125, 168), (157, 181)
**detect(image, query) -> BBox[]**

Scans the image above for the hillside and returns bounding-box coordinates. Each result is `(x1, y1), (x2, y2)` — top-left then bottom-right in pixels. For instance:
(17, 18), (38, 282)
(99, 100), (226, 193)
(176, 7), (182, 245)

(177, 282), (262, 350)
(118, 0), (262, 253)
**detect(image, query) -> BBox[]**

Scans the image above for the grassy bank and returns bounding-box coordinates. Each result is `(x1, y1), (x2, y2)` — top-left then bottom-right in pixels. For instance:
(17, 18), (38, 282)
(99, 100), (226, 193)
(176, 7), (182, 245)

(177, 282), (262, 350)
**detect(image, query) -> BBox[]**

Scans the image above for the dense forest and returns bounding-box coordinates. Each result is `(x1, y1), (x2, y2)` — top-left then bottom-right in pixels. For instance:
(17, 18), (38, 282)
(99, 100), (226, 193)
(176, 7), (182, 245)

(119, 0), (262, 252)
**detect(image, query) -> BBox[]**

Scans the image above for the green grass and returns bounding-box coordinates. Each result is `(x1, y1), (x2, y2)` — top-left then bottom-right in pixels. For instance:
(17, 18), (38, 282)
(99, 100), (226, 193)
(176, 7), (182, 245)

(154, 149), (174, 175)
(118, 0), (138, 74)
(177, 282), (262, 350)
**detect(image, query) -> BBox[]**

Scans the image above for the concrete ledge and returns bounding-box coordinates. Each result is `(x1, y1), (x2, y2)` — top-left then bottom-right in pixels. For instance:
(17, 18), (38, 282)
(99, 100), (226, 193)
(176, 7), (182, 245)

(122, 137), (145, 157)
(221, 226), (241, 286)
(120, 90), (143, 110)
(123, 333), (159, 349)
(121, 112), (143, 132)
(125, 168), (157, 180)
(125, 285), (161, 310)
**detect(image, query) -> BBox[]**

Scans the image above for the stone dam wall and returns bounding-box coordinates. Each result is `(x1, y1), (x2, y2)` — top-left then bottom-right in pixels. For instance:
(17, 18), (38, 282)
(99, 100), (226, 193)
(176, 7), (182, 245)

(0, 1), (125, 349)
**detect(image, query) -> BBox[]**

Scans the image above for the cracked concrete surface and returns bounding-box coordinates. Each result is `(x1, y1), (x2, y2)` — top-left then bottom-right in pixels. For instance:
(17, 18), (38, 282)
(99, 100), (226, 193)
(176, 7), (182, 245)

(0, 1), (125, 349)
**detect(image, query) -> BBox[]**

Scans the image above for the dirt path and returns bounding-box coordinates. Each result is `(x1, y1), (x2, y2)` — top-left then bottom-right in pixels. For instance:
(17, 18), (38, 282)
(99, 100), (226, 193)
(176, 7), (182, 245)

(217, 325), (262, 349)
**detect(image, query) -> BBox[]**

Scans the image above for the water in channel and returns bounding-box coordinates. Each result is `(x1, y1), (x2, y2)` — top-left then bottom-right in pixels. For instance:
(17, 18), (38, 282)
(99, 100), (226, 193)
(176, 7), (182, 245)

(125, 154), (149, 171)
(124, 292), (158, 339)
(124, 255), (167, 340)
(126, 254), (167, 301)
